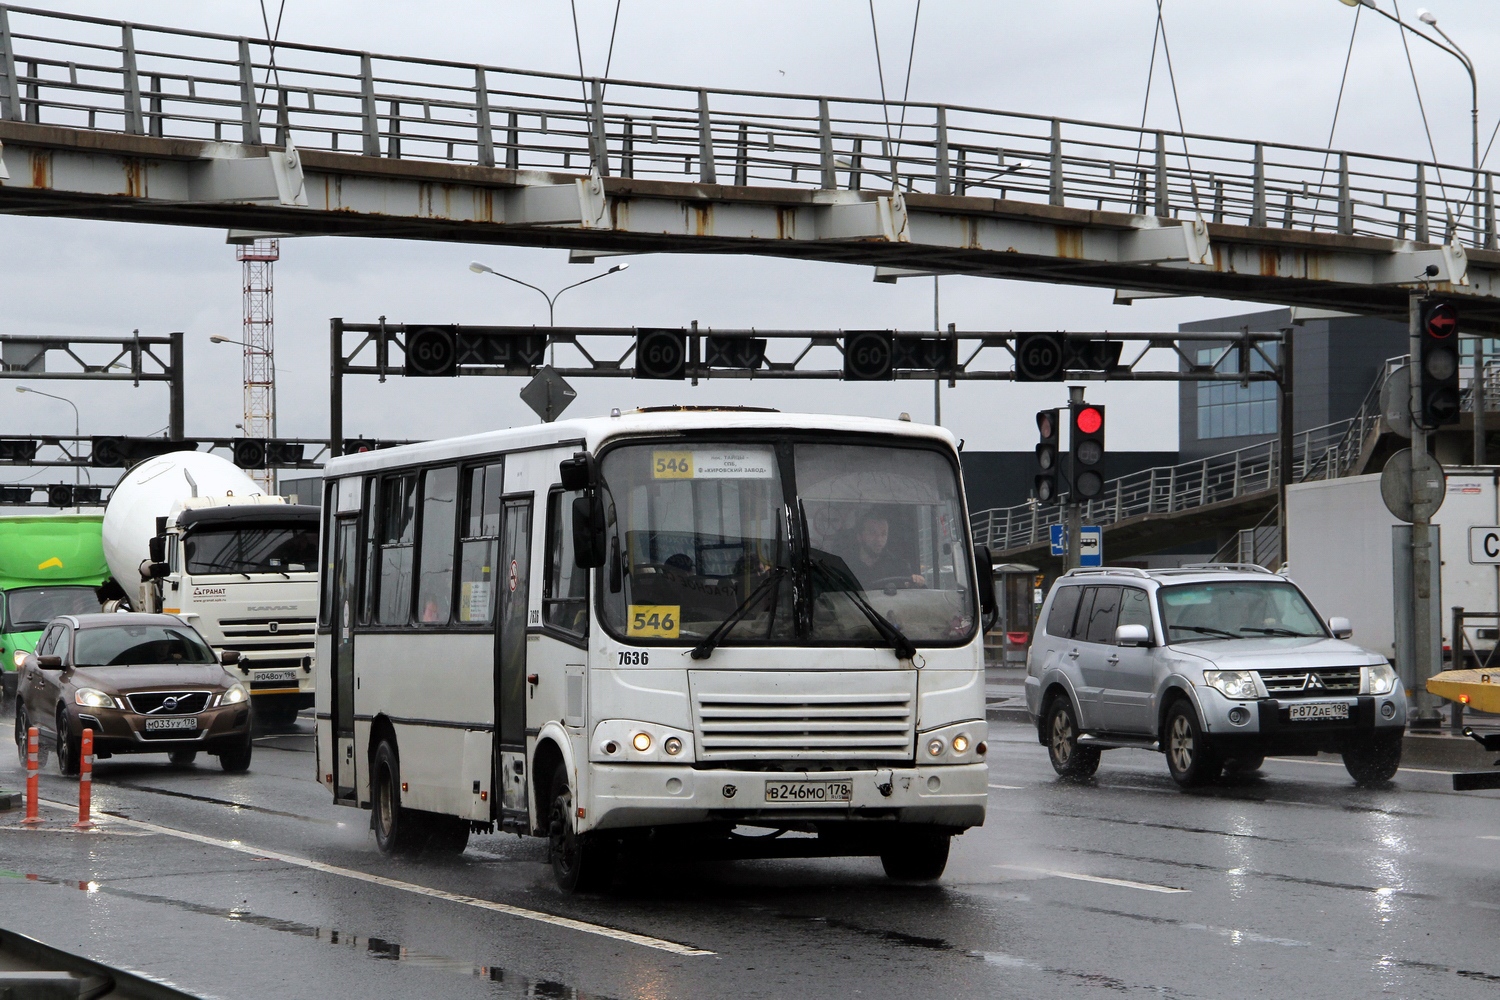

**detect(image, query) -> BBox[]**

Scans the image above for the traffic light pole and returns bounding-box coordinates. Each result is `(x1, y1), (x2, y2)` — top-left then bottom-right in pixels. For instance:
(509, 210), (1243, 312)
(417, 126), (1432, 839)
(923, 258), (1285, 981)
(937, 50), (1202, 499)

(1064, 385), (1085, 570)
(1408, 290), (1440, 724)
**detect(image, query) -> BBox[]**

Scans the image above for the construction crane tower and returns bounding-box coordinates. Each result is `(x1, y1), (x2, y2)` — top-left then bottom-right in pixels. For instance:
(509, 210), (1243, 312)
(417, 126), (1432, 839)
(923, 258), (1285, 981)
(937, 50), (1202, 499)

(237, 239), (279, 492)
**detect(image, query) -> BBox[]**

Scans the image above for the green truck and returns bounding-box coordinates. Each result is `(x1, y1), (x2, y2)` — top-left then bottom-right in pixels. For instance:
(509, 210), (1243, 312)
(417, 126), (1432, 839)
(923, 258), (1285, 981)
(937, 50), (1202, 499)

(0, 514), (109, 701)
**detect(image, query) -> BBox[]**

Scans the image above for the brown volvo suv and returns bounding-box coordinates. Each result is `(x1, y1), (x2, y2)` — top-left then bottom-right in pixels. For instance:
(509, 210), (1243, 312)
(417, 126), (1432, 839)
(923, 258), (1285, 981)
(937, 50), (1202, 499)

(13, 613), (253, 774)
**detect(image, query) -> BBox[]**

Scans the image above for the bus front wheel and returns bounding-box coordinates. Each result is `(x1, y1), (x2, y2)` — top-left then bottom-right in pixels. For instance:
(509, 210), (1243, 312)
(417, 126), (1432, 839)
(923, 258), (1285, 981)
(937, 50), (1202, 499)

(880, 829), (951, 881)
(547, 762), (613, 893)
(373, 740), (421, 854)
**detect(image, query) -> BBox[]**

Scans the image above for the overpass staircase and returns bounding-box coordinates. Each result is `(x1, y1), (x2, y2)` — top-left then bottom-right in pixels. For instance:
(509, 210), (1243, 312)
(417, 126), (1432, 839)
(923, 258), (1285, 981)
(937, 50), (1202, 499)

(972, 355), (1500, 565)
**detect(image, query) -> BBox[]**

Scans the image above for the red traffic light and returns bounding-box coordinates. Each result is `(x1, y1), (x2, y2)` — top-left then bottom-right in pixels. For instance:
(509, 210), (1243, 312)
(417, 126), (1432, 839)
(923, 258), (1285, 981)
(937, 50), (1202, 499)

(1424, 302), (1457, 339)
(1075, 406), (1103, 435)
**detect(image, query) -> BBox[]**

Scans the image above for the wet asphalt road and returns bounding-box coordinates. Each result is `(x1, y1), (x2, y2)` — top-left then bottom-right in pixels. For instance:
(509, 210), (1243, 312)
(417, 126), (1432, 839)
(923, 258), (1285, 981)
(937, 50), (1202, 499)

(3, 708), (1500, 1000)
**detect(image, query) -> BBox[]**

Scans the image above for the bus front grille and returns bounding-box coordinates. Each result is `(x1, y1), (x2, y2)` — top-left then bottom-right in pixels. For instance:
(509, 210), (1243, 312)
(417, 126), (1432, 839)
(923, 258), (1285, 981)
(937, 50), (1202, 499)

(690, 671), (915, 761)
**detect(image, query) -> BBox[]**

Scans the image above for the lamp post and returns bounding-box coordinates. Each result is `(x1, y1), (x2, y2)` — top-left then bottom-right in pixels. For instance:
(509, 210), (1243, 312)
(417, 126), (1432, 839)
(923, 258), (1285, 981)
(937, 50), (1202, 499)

(15, 386), (80, 488)
(468, 261), (630, 326)
(1339, 0), (1479, 241)
(209, 335), (277, 439)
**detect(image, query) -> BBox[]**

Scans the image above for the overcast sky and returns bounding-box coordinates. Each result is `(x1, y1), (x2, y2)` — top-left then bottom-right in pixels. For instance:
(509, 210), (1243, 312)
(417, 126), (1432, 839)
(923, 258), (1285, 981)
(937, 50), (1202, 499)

(3, 0), (1497, 481)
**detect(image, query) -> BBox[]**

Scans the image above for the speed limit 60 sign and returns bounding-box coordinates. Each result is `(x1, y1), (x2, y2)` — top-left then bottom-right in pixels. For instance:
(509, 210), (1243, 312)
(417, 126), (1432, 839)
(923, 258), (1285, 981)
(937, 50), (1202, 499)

(404, 326), (459, 377)
(1015, 333), (1065, 382)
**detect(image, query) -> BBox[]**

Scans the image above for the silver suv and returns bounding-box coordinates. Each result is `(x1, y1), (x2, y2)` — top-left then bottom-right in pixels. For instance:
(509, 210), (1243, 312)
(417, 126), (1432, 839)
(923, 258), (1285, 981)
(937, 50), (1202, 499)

(1024, 564), (1407, 788)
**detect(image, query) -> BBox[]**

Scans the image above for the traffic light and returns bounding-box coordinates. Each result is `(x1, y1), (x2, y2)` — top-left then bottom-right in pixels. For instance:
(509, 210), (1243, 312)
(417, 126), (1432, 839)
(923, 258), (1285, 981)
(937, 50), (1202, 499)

(1418, 298), (1461, 427)
(1034, 408), (1060, 504)
(1070, 403), (1106, 499)
(635, 329), (688, 379)
(91, 436), (195, 468)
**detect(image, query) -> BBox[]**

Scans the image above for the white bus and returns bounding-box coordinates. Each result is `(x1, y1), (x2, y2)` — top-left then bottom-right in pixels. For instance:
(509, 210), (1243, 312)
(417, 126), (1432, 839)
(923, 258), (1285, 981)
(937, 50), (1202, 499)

(315, 409), (995, 890)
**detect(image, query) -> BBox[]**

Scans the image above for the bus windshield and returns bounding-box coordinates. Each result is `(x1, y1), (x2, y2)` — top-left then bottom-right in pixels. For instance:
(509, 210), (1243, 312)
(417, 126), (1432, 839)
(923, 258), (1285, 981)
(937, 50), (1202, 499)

(597, 438), (975, 649)
(3, 586), (102, 632)
(184, 525), (320, 576)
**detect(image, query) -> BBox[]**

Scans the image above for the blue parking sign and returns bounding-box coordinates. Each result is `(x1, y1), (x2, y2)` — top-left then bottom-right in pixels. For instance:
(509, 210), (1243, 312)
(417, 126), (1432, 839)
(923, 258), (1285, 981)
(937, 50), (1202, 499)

(1049, 524), (1067, 557)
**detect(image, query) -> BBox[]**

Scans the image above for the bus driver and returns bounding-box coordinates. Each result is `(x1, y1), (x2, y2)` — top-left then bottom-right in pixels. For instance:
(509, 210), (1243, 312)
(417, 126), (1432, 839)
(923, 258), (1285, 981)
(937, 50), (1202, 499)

(852, 512), (925, 589)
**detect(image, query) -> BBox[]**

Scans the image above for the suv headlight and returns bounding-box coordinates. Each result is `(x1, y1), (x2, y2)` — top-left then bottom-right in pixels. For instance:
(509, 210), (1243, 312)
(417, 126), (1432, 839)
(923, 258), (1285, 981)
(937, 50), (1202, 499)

(1368, 663), (1398, 696)
(1202, 670), (1259, 700)
(221, 683), (249, 706)
(74, 687), (114, 709)
(12, 649), (26, 669)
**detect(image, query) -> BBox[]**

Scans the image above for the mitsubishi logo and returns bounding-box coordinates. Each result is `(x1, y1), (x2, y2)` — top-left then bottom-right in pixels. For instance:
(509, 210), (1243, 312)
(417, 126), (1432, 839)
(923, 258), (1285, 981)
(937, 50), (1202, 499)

(1303, 673), (1325, 691)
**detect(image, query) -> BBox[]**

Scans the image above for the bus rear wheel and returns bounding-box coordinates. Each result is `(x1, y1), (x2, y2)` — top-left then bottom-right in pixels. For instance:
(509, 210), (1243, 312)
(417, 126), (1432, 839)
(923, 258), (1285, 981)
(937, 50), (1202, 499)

(880, 829), (952, 881)
(547, 762), (612, 893)
(373, 740), (421, 854)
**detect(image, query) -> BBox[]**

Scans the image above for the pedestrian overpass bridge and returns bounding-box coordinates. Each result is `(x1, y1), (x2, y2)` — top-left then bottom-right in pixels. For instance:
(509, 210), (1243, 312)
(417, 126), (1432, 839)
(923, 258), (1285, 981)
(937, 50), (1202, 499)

(3, 5), (1500, 329)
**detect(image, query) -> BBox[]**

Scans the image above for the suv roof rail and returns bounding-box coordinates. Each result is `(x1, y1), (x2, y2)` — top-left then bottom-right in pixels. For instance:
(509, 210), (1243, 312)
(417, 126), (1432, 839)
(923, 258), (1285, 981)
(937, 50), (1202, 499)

(1177, 562), (1277, 575)
(1061, 566), (1152, 579)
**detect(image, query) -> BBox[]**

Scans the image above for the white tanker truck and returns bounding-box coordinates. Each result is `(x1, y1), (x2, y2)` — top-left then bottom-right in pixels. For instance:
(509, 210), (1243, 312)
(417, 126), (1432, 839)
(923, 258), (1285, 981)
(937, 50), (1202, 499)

(103, 451), (319, 726)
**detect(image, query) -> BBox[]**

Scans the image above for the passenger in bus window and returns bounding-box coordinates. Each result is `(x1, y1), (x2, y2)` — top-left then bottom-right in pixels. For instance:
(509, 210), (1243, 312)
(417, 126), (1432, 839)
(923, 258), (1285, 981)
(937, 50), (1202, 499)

(851, 511), (925, 589)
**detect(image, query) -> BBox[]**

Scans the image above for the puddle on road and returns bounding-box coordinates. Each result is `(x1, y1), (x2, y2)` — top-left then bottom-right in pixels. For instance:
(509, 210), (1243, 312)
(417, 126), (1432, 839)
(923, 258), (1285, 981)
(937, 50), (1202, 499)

(2, 869), (615, 998)
(110, 782), (345, 827)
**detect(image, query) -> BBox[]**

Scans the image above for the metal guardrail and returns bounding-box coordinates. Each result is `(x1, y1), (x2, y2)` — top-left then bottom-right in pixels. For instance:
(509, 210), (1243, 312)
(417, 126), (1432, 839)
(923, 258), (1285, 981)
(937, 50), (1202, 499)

(0, 5), (1497, 248)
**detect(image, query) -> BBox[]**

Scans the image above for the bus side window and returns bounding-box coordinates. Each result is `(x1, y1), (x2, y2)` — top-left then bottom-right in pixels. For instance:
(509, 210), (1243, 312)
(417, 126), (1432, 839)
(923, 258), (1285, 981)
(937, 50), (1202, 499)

(543, 488), (588, 638)
(320, 481), (337, 627)
(359, 476), (378, 624)
(415, 466), (459, 625)
(456, 461), (504, 624)
(377, 474), (418, 625)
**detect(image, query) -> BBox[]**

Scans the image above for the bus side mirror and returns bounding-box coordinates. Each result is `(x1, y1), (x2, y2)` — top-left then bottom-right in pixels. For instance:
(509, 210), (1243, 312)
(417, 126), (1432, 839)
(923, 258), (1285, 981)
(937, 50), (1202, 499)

(559, 452), (598, 492)
(148, 534), (167, 563)
(974, 546), (998, 628)
(573, 495), (607, 569)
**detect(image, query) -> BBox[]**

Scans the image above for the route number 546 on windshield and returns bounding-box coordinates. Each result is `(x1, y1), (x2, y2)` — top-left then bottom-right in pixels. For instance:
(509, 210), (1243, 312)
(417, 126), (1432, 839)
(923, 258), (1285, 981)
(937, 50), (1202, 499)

(628, 604), (680, 638)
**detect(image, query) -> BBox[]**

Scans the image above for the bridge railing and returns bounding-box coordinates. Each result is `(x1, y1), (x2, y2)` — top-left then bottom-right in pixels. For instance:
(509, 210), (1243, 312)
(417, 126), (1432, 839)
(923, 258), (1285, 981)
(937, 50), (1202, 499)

(0, 4), (1495, 248)
(970, 417), (1361, 552)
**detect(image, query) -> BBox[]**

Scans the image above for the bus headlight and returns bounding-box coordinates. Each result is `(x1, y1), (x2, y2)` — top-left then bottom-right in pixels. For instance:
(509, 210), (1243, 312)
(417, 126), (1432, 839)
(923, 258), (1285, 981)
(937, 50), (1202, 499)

(1368, 663), (1398, 696)
(221, 684), (249, 706)
(927, 738), (945, 757)
(632, 732), (652, 753)
(74, 688), (113, 709)
(951, 734), (969, 754)
(663, 736), (683, 756)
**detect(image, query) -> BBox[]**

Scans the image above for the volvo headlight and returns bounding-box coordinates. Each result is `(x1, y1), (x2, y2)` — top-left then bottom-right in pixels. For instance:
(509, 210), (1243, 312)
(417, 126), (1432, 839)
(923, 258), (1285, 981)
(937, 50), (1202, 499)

(222, 683), (249, 706)
(1368, 663), (1398, 696)
(74, 688), (113, 709)
(12, 649), (25, 669)
(1203, 670), (1259, 700)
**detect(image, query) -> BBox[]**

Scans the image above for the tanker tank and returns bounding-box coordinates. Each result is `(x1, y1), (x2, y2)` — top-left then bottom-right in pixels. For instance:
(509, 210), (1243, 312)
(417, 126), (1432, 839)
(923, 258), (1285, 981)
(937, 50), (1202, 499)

(101, 451), (263, 592)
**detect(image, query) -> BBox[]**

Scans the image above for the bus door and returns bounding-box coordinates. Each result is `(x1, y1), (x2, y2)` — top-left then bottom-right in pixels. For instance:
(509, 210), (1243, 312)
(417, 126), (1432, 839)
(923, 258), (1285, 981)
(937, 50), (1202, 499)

(332, 516), (360, 803)
(495, 496), (533, 831)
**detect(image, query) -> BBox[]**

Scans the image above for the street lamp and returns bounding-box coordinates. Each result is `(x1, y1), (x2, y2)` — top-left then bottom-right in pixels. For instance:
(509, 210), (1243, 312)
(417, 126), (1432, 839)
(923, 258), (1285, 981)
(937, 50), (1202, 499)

(1338, 0), (1479, 240)
(15, 385), (81, 489)
(209, 335), (277, 439)
(467, 261), (630, 326)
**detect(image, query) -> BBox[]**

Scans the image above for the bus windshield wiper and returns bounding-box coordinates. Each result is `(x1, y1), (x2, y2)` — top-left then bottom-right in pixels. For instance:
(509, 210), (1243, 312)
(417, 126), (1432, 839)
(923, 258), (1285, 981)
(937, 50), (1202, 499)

(691, 567), (785, 661)
(807, 556), (917, 661)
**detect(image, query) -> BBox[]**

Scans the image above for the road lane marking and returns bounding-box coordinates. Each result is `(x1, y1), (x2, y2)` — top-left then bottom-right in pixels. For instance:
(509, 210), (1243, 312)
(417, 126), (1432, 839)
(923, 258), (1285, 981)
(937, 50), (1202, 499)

(37, 799), (713, 956)
(993, 863), (1189, 894)
(988, 784), (1024, 790)
(1480, 835), (1500, 841)
(1264, 757), (1457, 776)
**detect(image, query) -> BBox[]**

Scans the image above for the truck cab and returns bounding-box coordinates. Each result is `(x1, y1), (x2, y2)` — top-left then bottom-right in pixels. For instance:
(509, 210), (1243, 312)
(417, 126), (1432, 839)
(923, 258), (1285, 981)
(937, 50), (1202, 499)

(151, 498), (320, 726)
(0, 514), (109, 703)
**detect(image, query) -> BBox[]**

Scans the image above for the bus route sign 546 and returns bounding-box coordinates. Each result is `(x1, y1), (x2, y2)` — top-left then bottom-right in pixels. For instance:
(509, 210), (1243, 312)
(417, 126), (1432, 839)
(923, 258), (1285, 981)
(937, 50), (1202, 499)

(1468, 526), (1500, 564)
